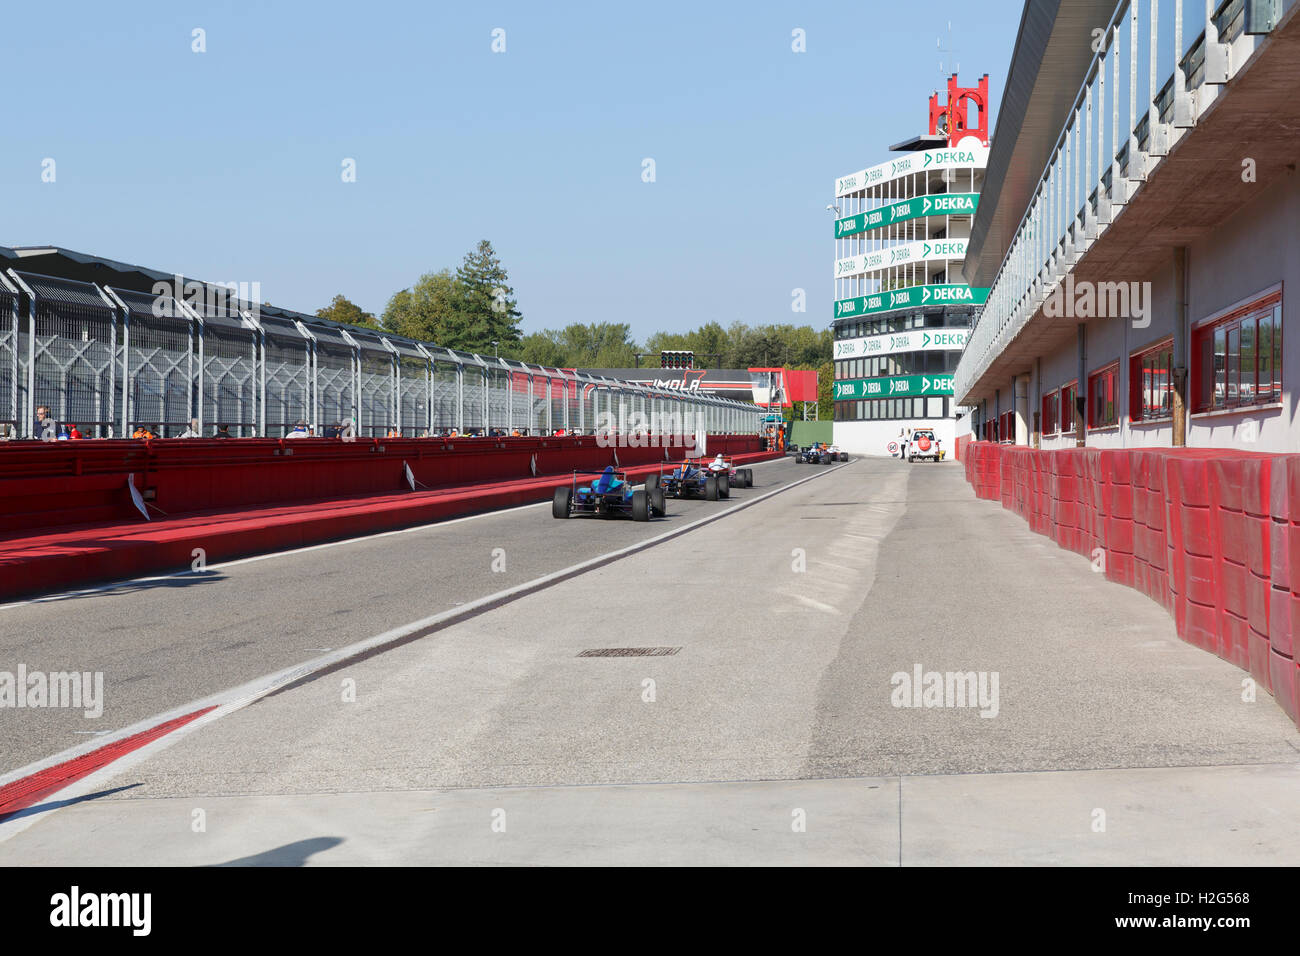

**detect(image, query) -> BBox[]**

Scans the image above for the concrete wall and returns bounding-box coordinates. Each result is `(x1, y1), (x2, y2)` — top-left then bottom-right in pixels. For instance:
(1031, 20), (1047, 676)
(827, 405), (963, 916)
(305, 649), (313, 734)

(835, 418), (957, 458)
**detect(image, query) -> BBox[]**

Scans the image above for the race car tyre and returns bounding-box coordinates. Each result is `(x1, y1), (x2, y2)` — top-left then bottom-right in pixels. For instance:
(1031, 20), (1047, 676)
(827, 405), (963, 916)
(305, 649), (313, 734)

(632, 490), (650, 522)
(741, 468), (754, 487)
(718, 474), (730, 499)
(645, 474), (660, 493)
(651, 488), (667, 517)
(552, 486), (572, 519)
(839, 453), (848, 462)
(705, 475), (720, 501)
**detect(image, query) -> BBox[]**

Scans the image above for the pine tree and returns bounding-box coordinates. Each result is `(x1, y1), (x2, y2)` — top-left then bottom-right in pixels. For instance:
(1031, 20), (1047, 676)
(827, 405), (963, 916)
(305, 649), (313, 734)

(454, 239), (523, 353)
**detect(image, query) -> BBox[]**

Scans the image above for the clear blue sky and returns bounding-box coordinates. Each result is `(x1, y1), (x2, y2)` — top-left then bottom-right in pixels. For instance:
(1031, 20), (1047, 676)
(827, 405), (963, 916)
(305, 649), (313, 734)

(0, 0), (1024, 339)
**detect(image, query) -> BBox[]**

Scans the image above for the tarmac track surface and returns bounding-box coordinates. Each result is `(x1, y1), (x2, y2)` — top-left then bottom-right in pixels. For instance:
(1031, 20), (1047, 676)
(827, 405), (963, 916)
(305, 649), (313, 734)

(2, 456), (1298, 865)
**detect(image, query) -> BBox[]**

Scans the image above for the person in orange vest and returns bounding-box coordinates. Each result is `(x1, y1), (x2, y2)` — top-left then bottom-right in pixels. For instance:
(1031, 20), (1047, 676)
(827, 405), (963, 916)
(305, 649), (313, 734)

(132, 425), (156, 439)
(386, 426), (400, 438)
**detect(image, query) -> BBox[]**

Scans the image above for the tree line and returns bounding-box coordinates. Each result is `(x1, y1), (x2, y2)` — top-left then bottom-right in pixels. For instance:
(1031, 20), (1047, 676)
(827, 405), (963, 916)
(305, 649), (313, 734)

(317, 239), (834, 412)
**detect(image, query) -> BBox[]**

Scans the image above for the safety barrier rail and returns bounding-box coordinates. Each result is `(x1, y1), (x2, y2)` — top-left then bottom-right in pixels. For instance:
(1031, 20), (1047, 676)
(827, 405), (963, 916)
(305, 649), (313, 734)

(963, 440), (1298, 729)
(0, 433), (767, 535)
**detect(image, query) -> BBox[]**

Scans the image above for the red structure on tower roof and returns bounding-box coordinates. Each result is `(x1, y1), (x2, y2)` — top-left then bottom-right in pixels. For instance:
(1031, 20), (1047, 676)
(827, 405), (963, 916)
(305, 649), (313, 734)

(928, 74), (989, 147)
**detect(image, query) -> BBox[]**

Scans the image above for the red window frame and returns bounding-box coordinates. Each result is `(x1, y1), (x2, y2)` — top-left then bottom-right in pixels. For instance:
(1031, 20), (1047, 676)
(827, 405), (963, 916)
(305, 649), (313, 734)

(1060, 380), (1077, 435)
(1192, 291), (1283, 413)
(1088, 363), (1120, 429)
(1041, 389), (1059, 435)
(1129, 337), (1174, 423)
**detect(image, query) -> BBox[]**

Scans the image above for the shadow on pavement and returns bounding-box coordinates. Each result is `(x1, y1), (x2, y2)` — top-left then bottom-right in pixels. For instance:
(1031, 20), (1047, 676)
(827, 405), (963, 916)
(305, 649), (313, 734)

(209, 837), (345, 867)
(0, 783), (142, 824)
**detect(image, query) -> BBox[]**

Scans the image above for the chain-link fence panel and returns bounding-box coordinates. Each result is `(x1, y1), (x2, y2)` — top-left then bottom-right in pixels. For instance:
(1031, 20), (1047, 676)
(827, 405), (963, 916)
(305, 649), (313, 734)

(312, 328), (355, 432)
(0, 279), (19, 433)
(530, 373), (548, 433)
(432, 359), (458, 432)
(547, 374), (566, 432)
(200, 317), (258, 435)
(461, 360), (486, 432)
(109, 287), (191, 437)
(485, 364), (509, 432)
(357, 345), (393, 437)
(398, 351), (429, 436)
(20, 274), (119, 438)
(263, 320), (311, 437)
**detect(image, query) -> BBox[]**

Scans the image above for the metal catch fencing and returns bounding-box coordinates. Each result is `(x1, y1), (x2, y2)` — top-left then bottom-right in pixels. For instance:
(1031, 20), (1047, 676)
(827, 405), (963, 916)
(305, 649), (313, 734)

(1, 268), (764, 440)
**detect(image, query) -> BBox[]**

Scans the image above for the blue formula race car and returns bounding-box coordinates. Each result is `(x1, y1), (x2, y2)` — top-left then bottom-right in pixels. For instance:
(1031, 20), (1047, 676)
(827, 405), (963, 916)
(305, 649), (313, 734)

(647, 461), (728, 501)
(552, 466), (666, 521)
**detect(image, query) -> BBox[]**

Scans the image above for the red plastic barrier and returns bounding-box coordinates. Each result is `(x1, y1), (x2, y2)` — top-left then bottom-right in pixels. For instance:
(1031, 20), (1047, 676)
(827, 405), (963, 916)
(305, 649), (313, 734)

(962, 441), (1296, 732)
(0, 446), (784, 602)
(1099, 450), (1135, 588)
(0, 434), (765, 537)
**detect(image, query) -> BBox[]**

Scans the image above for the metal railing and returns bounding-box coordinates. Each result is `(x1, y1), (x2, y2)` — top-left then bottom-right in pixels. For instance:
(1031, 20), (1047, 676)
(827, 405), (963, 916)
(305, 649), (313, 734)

(2, 269), (763, 440)
(954, 0), (1287, 402)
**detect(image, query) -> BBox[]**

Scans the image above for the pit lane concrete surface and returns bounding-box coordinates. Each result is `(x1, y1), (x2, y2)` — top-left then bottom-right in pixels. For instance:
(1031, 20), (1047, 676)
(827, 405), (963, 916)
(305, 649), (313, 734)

(2, 457), (1298, 865)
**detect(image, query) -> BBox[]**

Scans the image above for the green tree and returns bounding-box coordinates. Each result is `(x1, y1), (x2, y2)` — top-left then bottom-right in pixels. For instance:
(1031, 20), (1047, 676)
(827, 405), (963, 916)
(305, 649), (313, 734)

(382, 269), (464, 343)
(317, 294), (380, 330)
(515, 331), (568, 367)
(554, 323), (639, 367)
(455, 239), (523, 353)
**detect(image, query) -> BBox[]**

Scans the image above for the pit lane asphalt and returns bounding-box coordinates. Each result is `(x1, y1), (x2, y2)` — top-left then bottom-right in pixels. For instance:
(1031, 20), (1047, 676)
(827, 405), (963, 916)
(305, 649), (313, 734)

(0, 457), (815, 774)
(4, 457), (1298, 865)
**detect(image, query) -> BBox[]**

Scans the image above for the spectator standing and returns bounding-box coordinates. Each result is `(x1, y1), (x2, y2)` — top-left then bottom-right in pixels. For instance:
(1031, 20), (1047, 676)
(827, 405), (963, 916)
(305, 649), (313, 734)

(214, 423), (233, 439)
(285, 421), (310, 439)
(178, 418), (201, 438)
(33, 405), (55, 440)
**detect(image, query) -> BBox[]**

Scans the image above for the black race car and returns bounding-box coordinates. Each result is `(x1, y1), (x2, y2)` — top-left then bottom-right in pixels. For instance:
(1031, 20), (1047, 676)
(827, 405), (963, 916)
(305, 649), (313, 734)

(794, 443), (834, 464)
(648, 462), (728, 500)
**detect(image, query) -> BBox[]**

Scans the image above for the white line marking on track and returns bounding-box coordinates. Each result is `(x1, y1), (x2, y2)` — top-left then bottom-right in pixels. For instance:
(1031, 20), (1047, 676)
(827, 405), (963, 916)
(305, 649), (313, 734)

(0, 460), (845, 843)
(791, 594), (840, 615)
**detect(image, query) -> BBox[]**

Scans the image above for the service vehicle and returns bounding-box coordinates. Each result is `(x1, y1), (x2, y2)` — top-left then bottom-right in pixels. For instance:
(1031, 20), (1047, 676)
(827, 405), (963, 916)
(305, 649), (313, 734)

(906, 428), (942, 463)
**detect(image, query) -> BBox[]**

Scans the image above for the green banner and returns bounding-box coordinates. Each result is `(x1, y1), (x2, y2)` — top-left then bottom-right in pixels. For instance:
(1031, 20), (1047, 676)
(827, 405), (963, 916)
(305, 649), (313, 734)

(833, 375), (955, 400)
(835, 193), (979, 238)
(834, 284), (988, 320)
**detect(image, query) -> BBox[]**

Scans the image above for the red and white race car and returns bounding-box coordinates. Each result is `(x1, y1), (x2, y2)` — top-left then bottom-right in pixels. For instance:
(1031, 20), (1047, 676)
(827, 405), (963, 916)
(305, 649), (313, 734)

(696, 454), (754, 488)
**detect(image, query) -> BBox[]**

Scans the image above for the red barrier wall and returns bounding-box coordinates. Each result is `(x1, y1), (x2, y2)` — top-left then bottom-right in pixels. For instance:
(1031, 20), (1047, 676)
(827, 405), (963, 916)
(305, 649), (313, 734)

(963, 441), (1299, 731)
(0, 435), (766, 537)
